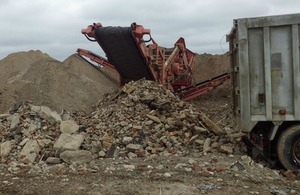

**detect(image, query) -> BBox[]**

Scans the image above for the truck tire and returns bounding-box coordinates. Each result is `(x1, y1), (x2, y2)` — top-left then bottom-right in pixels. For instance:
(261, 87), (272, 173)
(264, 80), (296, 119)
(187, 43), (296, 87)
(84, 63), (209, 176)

(277, 125), (300, 170)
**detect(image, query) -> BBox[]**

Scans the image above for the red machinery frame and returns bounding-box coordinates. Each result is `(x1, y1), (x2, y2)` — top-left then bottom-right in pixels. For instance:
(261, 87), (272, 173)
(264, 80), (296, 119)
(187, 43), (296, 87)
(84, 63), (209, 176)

(79, 22), (230, 101)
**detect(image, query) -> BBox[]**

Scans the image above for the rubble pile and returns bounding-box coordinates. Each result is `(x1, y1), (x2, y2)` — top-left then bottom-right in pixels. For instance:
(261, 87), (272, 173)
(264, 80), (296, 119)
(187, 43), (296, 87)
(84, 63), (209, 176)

(0, 79), (245, 167)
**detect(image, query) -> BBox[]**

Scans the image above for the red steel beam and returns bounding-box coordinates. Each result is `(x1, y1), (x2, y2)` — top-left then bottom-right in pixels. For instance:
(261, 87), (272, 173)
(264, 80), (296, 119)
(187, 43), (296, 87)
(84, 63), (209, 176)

(77, 48), (116, 71)
(178, 74), (230, 101)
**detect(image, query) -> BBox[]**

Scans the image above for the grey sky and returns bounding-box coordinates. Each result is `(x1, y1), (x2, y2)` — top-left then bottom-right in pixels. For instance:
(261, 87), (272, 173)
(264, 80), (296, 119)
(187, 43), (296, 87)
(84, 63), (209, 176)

(1, 0), (300, 61)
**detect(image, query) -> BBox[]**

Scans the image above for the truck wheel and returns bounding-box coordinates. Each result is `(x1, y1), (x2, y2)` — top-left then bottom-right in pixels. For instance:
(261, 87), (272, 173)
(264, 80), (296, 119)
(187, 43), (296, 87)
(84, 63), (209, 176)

(277, 125), (300, 170)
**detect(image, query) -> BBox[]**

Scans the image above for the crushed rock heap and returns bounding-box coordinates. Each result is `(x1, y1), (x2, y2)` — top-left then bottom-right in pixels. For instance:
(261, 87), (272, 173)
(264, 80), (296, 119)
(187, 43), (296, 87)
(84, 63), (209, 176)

(0, 79), (245, 167)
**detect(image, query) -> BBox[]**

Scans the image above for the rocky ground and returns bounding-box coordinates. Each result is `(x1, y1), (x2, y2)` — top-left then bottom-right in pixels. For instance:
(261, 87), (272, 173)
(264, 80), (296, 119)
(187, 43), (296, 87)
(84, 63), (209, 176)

(0, 51), (299, 194)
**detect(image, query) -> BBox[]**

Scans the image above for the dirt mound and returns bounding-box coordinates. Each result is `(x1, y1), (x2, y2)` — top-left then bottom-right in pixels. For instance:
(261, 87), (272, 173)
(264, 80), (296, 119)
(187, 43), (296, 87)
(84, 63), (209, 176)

(0, 50), (52, 84)
(193, 53), (230, 82)
(191, 53), (233, 131)
(0, 49), (229, 114)
(0, 51), (118, 113)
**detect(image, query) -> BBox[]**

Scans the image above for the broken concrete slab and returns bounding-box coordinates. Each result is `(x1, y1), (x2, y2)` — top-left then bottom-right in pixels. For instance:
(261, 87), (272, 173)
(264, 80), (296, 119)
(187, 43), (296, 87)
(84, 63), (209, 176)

(10, 114), (20, 129)
(60, 150), (92, 165)
(46, 157), (61, 164)
(126, 144), (143, 152)
(0, 141), (12, 157)
(60, 120), (79, 134)
(146, 114), (161, 123)
(20, 140), (41, 162)
(199, 113), (223, 135)
(53, 134), (84, 151)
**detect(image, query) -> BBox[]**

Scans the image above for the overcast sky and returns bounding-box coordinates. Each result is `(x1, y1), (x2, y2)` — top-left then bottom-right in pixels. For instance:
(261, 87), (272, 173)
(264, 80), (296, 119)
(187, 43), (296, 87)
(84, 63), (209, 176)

(1, 0), (300, 61)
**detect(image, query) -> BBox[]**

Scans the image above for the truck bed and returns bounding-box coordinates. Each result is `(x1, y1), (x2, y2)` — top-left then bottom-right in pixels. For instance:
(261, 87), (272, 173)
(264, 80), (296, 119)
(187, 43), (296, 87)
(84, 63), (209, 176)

(227, 13), (300, 132)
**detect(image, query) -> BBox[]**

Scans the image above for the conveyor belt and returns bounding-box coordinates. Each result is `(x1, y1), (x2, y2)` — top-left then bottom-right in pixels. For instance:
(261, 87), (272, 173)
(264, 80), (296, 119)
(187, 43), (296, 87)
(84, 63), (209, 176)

(94, 26), (153, 81)
(174, 72), (230, 101)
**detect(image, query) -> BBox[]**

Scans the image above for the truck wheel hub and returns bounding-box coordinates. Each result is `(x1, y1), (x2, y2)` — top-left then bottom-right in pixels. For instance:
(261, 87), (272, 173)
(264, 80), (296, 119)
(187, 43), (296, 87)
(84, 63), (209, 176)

(293, 140), (300, 164)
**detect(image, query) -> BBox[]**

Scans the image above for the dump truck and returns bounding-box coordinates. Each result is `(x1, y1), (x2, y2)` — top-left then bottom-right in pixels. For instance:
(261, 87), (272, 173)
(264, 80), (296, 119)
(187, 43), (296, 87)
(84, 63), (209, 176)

(227, 13), (300, 170)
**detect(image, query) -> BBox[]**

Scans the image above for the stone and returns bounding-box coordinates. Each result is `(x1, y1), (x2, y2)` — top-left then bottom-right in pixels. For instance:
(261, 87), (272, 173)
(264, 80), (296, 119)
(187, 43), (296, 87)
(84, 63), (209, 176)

(37, 139), (52, 148)
(27, 124), (37, 132)
(231, 161), (245, 171)
(38, 106), (55, 124)
(61, 113), (72, 121)
(194, 166), (202, 172)
(146, 114), (161, 123)
(163, 173), (171, 177)
(20, 140), (41, 162)
(202, 147), (213, 154)
(102, 141), (112, 150)
(189, 135), (198, 142)
(19, 138), (30, 146)
(60, 120), (79, 134)
(120, 121), (128, 127)
(31, 106), (41, 113)
(126, 144), (142, 152)
(194, 139), (204, 145)
(10, 115), (20, 129)
(102, 135), (114, 143)
(193, 126), (207, 134)
(135, 150), (149, 157)
(133, 125), (142, 130)
(215, 166), (227, 172)
(46, 157), (61, 164)
(123, 165), (135, 171)
(118, 151), (127, 157)
(145, 120), (153, 125)
(140, 94), (155, 103)
(188, 159), (197, 165)
(0, 114), (11, 119)
(203, 138), (211, 150)
(122, 137), (133, 145)
(175, 163), (188, 169)
(98, 151), (106, 157)
(204, 171), (212, 177)
(199, 113), (223, 135)
(219, 145), (233, 155)
(90, 141), (102, 154)
(53, 134), (84, 151)
(107, 146), (116, 158)
(229, 132), (245, 139)
(241, 155), (252, 165)
(50, 111), (62, 123)
(211, 142), (219, 149)
(60, 150), (92, 165)
(0, 141), (12, 157)
(269, 189), (287, 195)
(128, 152), (137, 159)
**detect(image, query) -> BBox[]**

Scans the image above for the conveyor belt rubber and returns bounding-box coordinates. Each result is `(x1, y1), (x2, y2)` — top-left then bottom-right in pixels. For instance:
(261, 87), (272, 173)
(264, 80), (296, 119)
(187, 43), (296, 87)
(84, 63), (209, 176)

(95, 26), (153, 81)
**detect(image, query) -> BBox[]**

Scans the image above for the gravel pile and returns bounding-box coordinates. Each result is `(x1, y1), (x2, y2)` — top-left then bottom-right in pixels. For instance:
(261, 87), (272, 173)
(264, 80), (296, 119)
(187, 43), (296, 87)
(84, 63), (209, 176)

(0, 79), (245, 166)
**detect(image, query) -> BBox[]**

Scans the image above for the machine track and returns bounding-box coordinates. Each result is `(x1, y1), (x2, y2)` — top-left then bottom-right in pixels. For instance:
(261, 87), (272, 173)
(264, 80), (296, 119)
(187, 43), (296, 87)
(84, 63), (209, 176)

(95, 26), (153, 82)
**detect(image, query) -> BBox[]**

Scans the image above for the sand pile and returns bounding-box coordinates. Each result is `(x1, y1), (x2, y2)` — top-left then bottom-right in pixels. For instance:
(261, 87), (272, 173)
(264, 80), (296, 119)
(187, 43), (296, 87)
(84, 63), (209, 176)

(0, 51), (118, 113)
(0, 49), (230, 114)
(193, 53), (229, 82)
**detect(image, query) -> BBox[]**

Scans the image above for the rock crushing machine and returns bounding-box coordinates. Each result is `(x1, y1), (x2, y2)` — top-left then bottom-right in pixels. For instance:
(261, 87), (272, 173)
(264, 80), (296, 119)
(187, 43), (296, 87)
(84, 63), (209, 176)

(78, 22), (230, 101)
